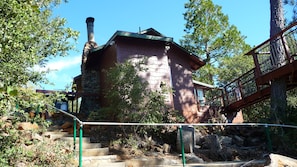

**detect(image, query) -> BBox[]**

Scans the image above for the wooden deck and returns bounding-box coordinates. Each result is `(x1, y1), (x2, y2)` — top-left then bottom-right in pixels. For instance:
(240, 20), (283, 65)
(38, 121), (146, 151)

(220, 22), (297, 113)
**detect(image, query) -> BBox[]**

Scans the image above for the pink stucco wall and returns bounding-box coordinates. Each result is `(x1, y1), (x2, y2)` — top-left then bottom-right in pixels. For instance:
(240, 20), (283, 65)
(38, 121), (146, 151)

(116, 38), (174, 107)
(167, 46), (199, 123)
(115, 37), (199, 122)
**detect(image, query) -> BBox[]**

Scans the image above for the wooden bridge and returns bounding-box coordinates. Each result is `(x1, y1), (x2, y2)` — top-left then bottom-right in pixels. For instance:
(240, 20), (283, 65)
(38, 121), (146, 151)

(220, 22), (297, 113)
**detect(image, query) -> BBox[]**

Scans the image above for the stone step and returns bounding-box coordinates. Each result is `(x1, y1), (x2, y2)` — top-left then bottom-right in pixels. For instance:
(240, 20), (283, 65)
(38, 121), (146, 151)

(74, 142), (102, 149)
(76, 147), (109, 156)
(81, 155), (125, 167)
(125, 157), (180, 167)
(82, 155), (118, 162)
(43, 131), (70, 140)
(83, 161), (126, 167)
(60, 136), (90, 143)
(123, 160), (266, 167)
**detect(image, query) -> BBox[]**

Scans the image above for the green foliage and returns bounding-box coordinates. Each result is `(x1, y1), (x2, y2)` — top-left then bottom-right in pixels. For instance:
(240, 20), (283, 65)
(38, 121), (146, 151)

(217, 55), (254, 86)
(0, 0), (79, 86)
(0, 124), (75, 166)
(91, 60), (182, 135)
(242, 100), (271, 122)
(0, 86), (69, 165)
(181, 0), (250, 84)
(0, 0), (77, 163)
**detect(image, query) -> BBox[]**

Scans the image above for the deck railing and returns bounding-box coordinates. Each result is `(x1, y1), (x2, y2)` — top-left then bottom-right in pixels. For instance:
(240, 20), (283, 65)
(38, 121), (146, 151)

(248, 22), (297, 76)
(221, 22), (297, 109)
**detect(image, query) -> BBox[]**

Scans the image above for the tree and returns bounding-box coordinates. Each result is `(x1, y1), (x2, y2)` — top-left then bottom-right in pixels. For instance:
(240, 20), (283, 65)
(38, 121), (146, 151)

(181, 0), (250, 85)
(269, 0), (287, 123)
(217, 55), (254, 86)
(0, 0), (78, 87)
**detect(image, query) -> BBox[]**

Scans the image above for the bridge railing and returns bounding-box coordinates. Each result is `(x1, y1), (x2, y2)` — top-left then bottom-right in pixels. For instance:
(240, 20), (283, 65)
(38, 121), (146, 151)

(247, 22), (297, 78)
(222, 68), (258, 106)
(222, 22), (297, 109)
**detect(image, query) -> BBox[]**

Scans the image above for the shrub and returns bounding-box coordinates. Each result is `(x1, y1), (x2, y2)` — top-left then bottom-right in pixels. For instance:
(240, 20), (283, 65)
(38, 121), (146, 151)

(90, 60), (183, 135)
(0, 86), (73, 166)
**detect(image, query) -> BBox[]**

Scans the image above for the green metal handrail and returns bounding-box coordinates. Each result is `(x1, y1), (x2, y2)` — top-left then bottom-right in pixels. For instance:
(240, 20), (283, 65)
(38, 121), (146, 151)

(179, 126), (186, 167)
(47, 104), (297, 167)
(47, 105), (84, 167)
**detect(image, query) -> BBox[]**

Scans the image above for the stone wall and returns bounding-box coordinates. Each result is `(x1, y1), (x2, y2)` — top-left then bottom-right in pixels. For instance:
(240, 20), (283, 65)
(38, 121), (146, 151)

(80, 41), (100, 114)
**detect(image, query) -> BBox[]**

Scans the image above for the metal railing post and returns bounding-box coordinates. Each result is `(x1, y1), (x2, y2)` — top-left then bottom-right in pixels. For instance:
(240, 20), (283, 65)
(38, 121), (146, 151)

(73, 118), (77, 156)
(265, 124), (272, 152)
(179, 126), (186, 167)
(79, 123), (83, 167)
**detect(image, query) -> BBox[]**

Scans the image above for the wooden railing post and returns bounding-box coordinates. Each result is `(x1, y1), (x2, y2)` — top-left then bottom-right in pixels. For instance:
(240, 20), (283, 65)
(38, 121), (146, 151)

(280, 33), (292, 63)
(223, 87), (229, 106)
(252, 52), (261, 78)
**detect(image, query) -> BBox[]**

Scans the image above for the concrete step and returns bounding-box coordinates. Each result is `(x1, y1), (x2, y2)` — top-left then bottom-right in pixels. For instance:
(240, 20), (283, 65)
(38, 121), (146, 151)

(82, 155), (118, 161)
(83, 161), (126, 167)
(74, 142), (102, 149)
(125, 157), (181, 167)
(60, 136), (90, 143)
(77, 147), (109, 156)
(124, 160), (266, 167)
(81, 155), (125, 167)
(43, 131), (70, 140)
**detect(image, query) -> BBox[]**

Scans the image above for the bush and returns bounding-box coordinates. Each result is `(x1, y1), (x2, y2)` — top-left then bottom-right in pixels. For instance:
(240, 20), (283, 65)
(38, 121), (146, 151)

(90, 60), (183, 135)
(0, 86), (73, 166)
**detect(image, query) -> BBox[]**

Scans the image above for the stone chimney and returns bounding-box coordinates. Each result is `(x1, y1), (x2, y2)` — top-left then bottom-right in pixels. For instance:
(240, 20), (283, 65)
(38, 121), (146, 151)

(80, 17), (100, 114)
(86, 17), (95, 42)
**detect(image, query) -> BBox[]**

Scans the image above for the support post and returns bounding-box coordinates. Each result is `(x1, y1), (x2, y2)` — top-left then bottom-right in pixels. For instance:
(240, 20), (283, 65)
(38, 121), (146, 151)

(76, 99), (78, 113)
(265, 124), (272, 152)
(73, 118), (77, 155)
(179, 126), (186, 167)
(79, 124), (83, 167)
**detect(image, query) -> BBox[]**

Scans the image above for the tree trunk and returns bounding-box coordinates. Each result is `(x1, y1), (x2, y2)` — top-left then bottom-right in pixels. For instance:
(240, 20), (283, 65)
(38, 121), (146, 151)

(270, 0), (287, 123)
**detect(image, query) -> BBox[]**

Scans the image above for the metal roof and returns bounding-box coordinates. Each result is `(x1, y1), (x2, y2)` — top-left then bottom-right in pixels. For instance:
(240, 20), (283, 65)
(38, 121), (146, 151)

(193, 80), (216, 89)
(89, 28), (205, 70)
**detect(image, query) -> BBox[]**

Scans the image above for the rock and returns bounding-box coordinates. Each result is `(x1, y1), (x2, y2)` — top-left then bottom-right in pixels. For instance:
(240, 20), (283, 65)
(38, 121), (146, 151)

(220, 136), (232, 146)
(63, 127), (74, 133)
(15, 162), (27, 167)
(32, 133), (43, 141)
(185, 153), (204, 163)
(195, 129), (205, 145)
(209, 134), (222, 151)
(219, 147), (238, 161)
(17, 122), (39, 130)
(154, 145), (163, 153)
(233, 135), (244, 146)
(1, 116), (8, 121)
(177, 126), (195, 153)
(4, 122), (12, 129)
(60, 121), (72, 129)
(265, 153), (297, 167)
(163, 143), (171, 154)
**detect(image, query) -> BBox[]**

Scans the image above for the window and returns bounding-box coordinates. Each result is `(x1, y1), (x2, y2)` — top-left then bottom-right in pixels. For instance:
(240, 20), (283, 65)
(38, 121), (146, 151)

(194, 88), (205, 106)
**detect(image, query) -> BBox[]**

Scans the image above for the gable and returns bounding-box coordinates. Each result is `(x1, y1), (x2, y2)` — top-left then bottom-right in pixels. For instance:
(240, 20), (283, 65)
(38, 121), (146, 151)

(139, 28), (165, 37)
(85, 28), (205, 71)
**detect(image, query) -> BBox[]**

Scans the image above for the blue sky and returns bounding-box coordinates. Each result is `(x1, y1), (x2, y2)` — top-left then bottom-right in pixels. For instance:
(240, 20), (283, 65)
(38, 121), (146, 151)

(40, 0), (292, 90)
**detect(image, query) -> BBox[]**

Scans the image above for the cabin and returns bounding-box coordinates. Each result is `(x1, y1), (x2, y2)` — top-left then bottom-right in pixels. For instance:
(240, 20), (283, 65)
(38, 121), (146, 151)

(74, 17), (214, 123)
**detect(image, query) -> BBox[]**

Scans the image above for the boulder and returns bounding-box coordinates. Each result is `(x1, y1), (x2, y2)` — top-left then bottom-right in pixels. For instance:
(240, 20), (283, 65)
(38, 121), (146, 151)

(17, 122), (39, 130)
(177, 126), (195, 153)
(163, 143), (171, 154)
(265, 153), (297, 167)
(60, 121), (72, 129)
